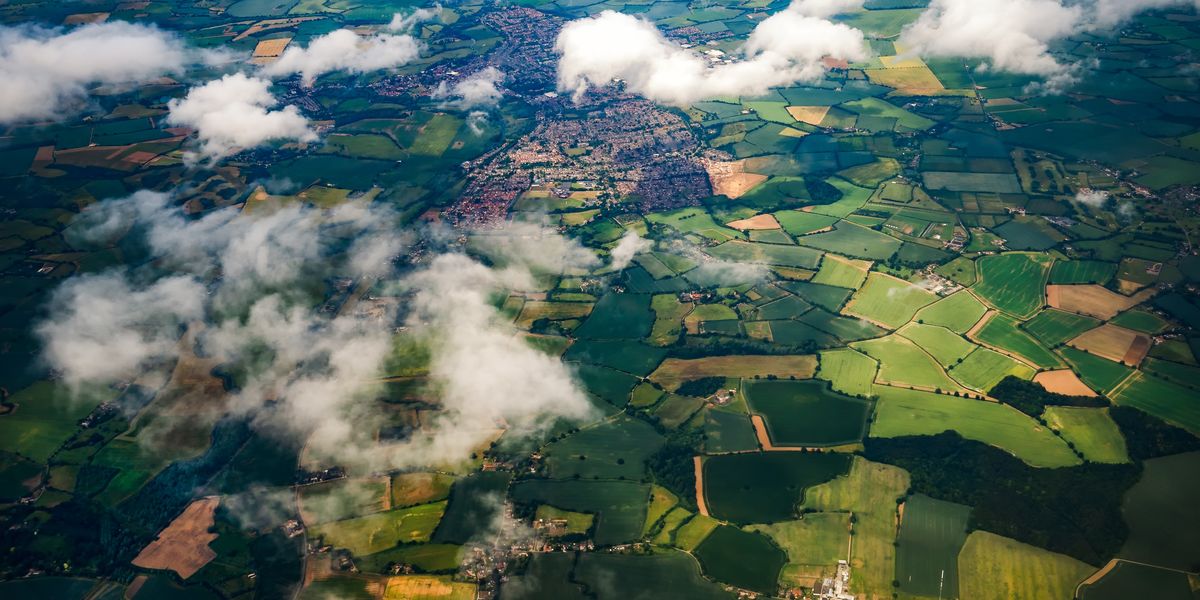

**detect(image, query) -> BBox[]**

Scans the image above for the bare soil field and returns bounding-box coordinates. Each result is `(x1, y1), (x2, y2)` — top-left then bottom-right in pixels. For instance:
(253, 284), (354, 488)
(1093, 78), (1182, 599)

(131, 496), (219, 579)
(1047, 285), (1155, 320)
(727, 213), (782, 231)
(704, 159), (769, 199)
(1034, 370), (1098, 397)
(694, 456), (709, 517)
(1069, 324), (1152, 366)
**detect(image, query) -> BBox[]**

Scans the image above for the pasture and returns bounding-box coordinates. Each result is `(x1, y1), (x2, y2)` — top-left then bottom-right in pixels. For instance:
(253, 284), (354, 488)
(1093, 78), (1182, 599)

(915, 291), (988, 333)
(703, 452), (851, 524)
(973, 253), (1050, 318)
(898, 323), (977, 366)
(433, 471), (512, 545)
(542, 415), (662, 480)
(1061, 348), (1134, 395)
(957, 531), (1094, 600)
(694, 526), (787, 594)
(948, 347), (1037, 392)
(811, 254), (870, 289)
(744, 380), (871, 446)
(1112, 372), (1200, 435)
(894, 494), (970, 598)
(1043, 407), (1129, 464)
(843, 273), (938, 329)
(1050, 260), (1117, 285)
(870, 387), (1080, 467)
(800, 458), (908, 598)
(309, 502), (446, 556)
(573, 551), (733, 600)
(852, 335), (969, 394)
(704, 409), (759, 453)
(750, 513), (848, 588)
(509, 479), (649, 546)
(794, 222), (901, 260)
(390, 473), (455, 508)
(815, 348), (877, 398)
(707, 239), (823, 269)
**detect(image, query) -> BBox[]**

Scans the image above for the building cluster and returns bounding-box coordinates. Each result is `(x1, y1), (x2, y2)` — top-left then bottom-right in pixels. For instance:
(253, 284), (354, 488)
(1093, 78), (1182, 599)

(448, 97), (710, 225)
(813, 561), (855, 600)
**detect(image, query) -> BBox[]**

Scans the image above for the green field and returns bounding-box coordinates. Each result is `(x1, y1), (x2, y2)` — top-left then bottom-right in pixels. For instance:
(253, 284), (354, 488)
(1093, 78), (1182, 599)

(949, 347), (1037, 392)
(649, 294), (691, 346)
(1044, 407), (1129, 464)
(744, 380), (871, 446)
(1109, 309), (1170, 334)
(816, 348), (877, 398)
(573, 293), (654, 340)
(1062, 348), (1134, 395)
(800, 458), (909, 598)
(542, 415), (663, 480)
(894, 494), (971, 598)
(703, 452), (851, 524)
(870, 387), (1081, 467)
(973, 253), (1051, 318)
(810, 255), (869, 289)
(957, 531), (1095, 600)
(1050, 260), (1117, 285)
(0, 382), (114, 462)
(573, 551), (734, 600)
(750, 513), (848, 586)
(1079, 561), (1195, 600)
(704, 409), (759, 453)
(1119, 451), (1200, 570)
(646, 207), (740, 242)
(509, 479), (648, 546)
(844, 273), (938, 329)
(898, 323), (977, 366)
(915, 291), (988, 333)
(1024, 309), (1101, 347)
(298, 477), (389, 525)
(852, 335), (969, 393)
(433, 471), (513, 545)
(1110, 372), (1200, 433)
(794, 222), (901, 260)
(973, 314), (1063, 368)
(694, 526), (787, 594)
(309, 501), (446, 556)
(563, 339), (666, 377)
(358, 543), (464, 574)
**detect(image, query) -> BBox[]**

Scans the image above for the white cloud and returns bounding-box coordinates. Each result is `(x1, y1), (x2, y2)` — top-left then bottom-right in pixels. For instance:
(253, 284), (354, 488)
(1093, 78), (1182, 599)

(790, 0), (865, 18)
(555, 8), (868, 105)
(0, 22), (188, 124)
(609, 230), (652, 270)
(37, 273), (206, 388)
(434, 67), (506, 109)
(389, 5), (443, 33)
(167, 73), (315, 161)
(1075, 188), (1110, 206)
(43, 195), (599, 473)
(899, 0), (1200, 89)
(261, 28), (421, 86)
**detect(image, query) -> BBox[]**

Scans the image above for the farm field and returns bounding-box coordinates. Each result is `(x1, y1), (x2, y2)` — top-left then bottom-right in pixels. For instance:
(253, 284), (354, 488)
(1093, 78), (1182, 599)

(815, 348), (877, 398)
(799, 458), (909, 598)
(894, 494), (971, 598)
(1023, 309), (1101, 347)
(309, 502), (446, 556)
(852, 335), (970, 394)
(957, 531), (1095, 600)
(972, 313), (1063, 368)
(1119, 451), (1200, 570)
(542, 415), (663, 480)
(509, 480), (649, 546)
(1043, 407), (1129, 464)
(972, 253), (1051, 318)
(1047, 285), (1154, 320)
(843, 273), (937, 328)
(914, 291), (988, 333)
(648, 355), (817, 391)
(1078, 561), (1196, 600)
(744, 380), (871, 446)
(948, 347), (1037, 392)
(750, 513), (848, 588)
(693, 525), (787, 594)
(703, 452), (852, 523)
(870, 387), (1081, 467)
(1069, 324), (1152, 366)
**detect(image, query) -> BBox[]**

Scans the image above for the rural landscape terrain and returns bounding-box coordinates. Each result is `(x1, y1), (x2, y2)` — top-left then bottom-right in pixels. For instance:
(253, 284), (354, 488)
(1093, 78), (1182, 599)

(0, 0), (1199, 599)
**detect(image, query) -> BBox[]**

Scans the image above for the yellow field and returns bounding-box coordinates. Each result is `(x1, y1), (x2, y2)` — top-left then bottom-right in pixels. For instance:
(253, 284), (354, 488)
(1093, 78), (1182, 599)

(865, 66), (946, 95)
(649, 355), (817, 390)
(1034, 370), (1098, 397)
(1069, 324), (1152, 366)
(726, 213), (781, 231)
(787, 106), (832, 126)
(704, 159), (769, 199)
(957, 531), (1094, 600)
(383, 575), (474, 600)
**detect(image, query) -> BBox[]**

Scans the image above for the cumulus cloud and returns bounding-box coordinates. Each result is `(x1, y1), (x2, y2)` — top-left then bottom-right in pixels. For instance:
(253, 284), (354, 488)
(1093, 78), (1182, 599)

(1075, 188), (1110, 206)
(42, 195), (598, 473)
(261, 28), (421, 86)
(790, 0), (865, 18)
(167, 73), (315, 161)
(609, 230), (652, 270)
(555, 7), (868, 105)
(900, 0), (1200, 90)
(37, 273), (205, 388)
(0, 22), (189, 124)
(391, 252), (599, 466)
(389, 5), (443, 33)
(434, 67), (506, 109)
